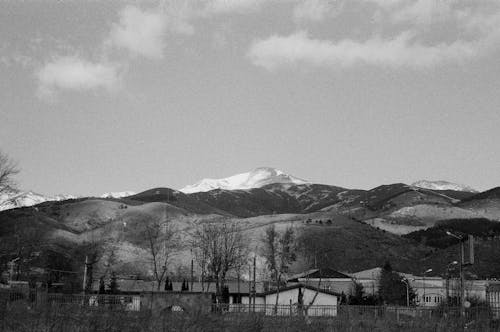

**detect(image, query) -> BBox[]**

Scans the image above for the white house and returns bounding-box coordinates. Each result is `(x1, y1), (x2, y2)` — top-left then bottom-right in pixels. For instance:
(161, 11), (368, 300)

(241, 284), (339, 316)
(287, 268), (355, 296)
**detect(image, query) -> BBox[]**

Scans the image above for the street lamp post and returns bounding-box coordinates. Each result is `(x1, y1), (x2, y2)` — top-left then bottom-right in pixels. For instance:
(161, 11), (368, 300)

(422, 268), (432, 307)
(402, 278), (410, 307)
(445, 261), (458, 305)
(446, 231), (466, 317)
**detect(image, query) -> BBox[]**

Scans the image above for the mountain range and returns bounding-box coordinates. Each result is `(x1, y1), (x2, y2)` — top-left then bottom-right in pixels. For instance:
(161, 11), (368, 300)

(0, 190), (137, 211)
(411, 180), (477, 193)
(180, 167), (308, 193)
(0, 167), (477, 212)
(1, 167), (499, 281)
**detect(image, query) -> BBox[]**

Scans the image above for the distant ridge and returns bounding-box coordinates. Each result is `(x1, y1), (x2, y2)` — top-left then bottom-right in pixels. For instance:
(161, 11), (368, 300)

(180, 167), (309, 193)
(101, 191), (136, 199)
(0, 190), (76, 211)
(412, 180), (477, 193)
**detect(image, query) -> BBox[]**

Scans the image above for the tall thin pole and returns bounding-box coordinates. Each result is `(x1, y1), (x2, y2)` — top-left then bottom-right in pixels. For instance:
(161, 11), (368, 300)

(460, 240), (465, 317)
(423, 275), (426, 307)
(190, 258), (194, 291)
(248, 264), (251, 312)
(252, 255), (256, 312)
(405, 283), (409, 307)
(446, 273), (450, 305)
(82, 255), (88, 293)
(237, 267), (241, 304)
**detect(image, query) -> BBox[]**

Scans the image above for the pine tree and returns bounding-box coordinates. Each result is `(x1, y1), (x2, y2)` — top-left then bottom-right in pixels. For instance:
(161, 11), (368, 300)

(164, 277), (173, 291)
(221, 286), (230, 303)
(98, 277), (105, 294)
(378, 261), (415, 305)
(181, 279), (189, 291)
(109, 272), (119, 294)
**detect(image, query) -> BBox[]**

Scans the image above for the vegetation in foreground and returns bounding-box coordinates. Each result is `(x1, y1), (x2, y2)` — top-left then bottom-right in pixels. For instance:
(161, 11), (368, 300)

(1, 303), (500, 332)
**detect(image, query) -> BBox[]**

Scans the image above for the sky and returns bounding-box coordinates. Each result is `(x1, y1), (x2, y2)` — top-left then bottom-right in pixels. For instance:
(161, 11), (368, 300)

(1, 0), (500, 196)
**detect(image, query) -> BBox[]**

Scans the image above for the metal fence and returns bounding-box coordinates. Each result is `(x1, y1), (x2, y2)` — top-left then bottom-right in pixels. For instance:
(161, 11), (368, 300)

(212, 303), (337, 317)
(212, 303), (500, 320)
(0, 291), (141, 311)
(1, 291), (499, 321)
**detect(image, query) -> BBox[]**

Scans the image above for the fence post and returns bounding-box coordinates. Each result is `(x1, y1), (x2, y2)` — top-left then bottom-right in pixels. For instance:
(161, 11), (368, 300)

(289, 299), (292, 317)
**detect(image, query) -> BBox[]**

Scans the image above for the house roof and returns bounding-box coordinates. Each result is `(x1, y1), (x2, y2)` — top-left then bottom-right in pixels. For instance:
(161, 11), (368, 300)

(91, 279), (265, 294)
(349, 267), (383, 279)
(350, 267), (428, 280)
(259, 283), (341, 297)
(287, 268), (351, 282)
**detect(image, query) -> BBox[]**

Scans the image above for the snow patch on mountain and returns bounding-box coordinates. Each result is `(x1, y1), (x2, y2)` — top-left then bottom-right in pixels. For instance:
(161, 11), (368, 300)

(101, 191), (136, 199)
(0, 190), (76, 211)
(412, 180), (477, 193)
(180, 167), (309, 193)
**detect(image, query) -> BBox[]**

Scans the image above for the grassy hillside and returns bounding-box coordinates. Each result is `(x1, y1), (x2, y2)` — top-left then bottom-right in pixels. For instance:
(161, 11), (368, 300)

(2, 183), (500, 283)
(403, 218), (500, 249)
(421, 239), (500, 279)
(294, 217), (432, 274)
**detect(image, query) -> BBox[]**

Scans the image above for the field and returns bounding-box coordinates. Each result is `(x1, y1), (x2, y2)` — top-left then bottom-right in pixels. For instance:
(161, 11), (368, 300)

(1, 300), (499, 332)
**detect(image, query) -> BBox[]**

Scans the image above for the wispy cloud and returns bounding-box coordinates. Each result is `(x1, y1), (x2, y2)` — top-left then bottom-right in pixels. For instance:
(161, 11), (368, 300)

(248, 31), (479, 69)
(292, 0), (339, 23)
(249, 1), (500, 70)
(35, 4), (183, 100)
(36, 56), (120, 100)
(109, 6), (168, 59)
(204, 0), (269, 14)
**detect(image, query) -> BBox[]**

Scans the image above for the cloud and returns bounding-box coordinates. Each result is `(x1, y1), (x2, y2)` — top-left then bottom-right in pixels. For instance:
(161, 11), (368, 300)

(387, 0), (456, 26)
(159, 1), (196, 35)
(204, 0), (269, 14)
(36, 56), (120, 99)
(248, 31), (479, 70)
(109, 5), (168, 59)
(293, 0), (337, 22)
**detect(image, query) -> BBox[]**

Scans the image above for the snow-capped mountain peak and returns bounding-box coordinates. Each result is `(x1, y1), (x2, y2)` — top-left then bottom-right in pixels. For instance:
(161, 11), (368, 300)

(0, 190), (76, 211)
(180, 167), (309, 193)
(411, 180), (477, 193)
(100, 191), (136, 199)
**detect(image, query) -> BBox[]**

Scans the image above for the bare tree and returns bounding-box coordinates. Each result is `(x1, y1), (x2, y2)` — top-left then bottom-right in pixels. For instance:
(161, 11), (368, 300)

(261, 225), (296, 312)
(83, 244), (101, 293)
(144, 220), (178, 290)
(192, 222), (248, 302)
(0, 226), (42, 281)
(0, 151), (19, 194)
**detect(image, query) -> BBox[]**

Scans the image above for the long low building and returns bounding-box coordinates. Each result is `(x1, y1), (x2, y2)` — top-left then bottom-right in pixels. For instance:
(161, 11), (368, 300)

(351, 267), (500, 307)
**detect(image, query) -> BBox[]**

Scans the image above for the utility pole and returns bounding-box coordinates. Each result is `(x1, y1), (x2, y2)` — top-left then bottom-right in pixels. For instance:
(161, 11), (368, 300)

(82, 255), (88, 294)
(248, 264), (251, 312)
(422, 268), (432, 307)
(237, 267), (241, 304)
(190, 258), (194, 291)
(459, 239), (465, 316)
(252, 255), (256, 312)
(402, 279), (410, 307)
(446, 232), (473, 317)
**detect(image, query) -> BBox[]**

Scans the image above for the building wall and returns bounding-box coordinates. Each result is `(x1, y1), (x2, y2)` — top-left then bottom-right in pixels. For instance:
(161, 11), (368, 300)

(264, 288), (337, 306)
(241, 295), (265, 305)
(140, 292), (213, 313)
(413, 286), (445, 307)
(487, 285), (500, 318)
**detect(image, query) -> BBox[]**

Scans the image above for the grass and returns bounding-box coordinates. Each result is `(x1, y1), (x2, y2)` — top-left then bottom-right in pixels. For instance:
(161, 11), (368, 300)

(1, 303), (499, 332)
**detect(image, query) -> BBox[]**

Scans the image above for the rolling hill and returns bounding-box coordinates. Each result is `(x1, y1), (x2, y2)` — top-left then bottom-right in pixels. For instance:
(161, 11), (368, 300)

(1, 168), (500, 283)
